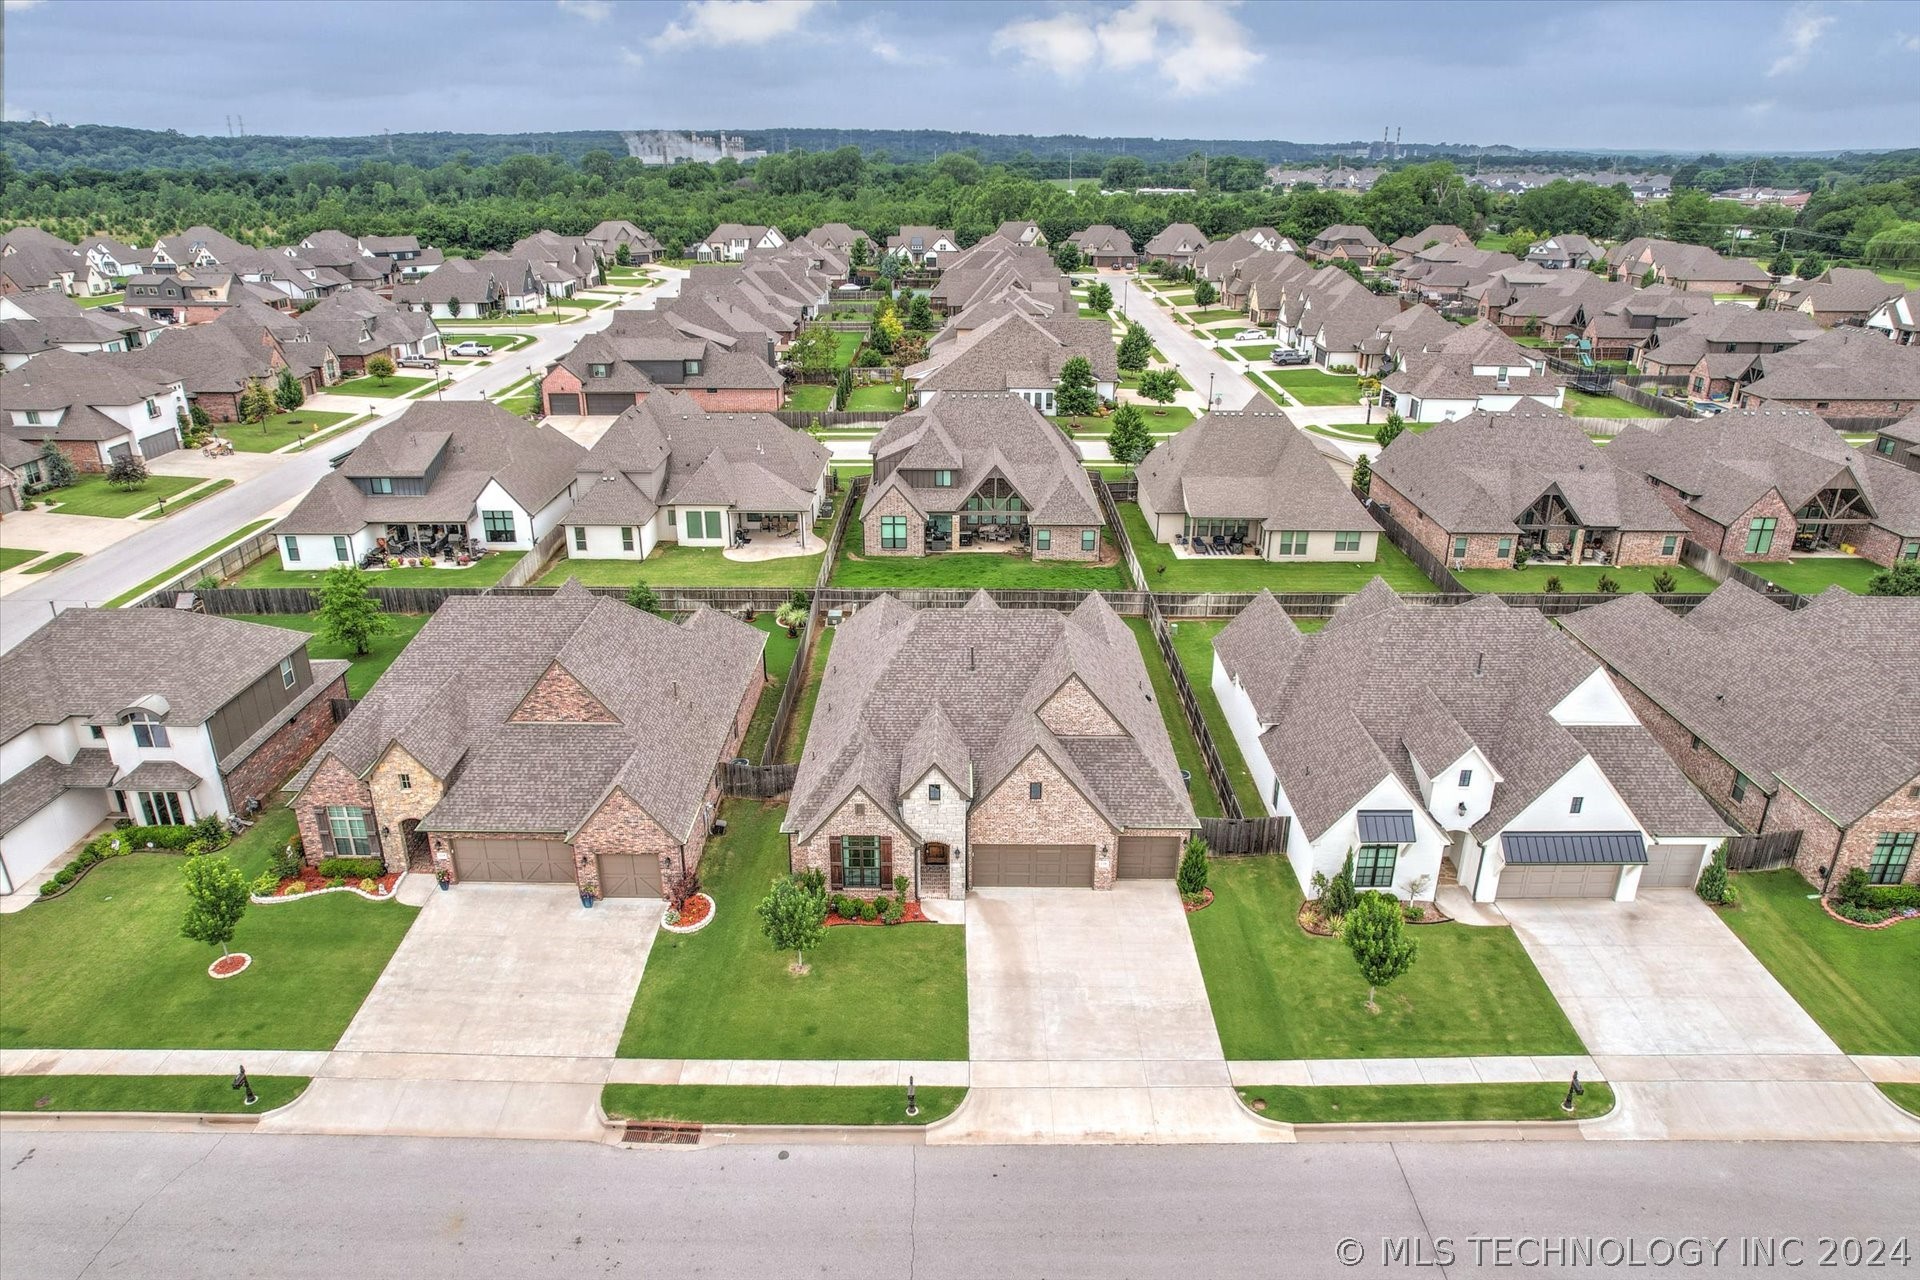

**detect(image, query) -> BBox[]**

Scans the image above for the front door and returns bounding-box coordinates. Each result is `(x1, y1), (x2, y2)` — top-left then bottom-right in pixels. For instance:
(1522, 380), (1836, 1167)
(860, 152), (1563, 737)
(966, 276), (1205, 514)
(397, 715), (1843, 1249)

(401, 819), (431, 872)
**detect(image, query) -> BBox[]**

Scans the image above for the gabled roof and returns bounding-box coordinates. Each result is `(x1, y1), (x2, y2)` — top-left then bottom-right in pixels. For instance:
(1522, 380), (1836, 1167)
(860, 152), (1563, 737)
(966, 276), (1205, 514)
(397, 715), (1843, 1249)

(911, 308), (1117, 390)
(1144, 223), (1208, 255)
(567, 392), (827, 521)
(1137, 410), (1371, 530)
(1742, 326), (1920, 402)
(1390, 224), (1473, 254)
(1312, 224), (1384, 250)
(867, 393), (1101, 527)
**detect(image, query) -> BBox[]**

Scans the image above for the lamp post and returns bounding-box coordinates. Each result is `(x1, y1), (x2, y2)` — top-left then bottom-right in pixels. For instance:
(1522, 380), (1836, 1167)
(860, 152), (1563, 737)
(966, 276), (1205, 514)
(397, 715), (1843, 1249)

(906, 1075), (919, 1118)
(1561, 1070), (1585, 1114)
(233, 1064), (258, 1107)
(1207, 371), (1216, 409)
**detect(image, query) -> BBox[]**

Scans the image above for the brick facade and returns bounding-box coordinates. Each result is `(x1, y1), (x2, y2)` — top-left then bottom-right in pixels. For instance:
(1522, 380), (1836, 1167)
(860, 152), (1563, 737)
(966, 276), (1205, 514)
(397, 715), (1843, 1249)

(970, 750), (1124, 890)
(192, 392), (244, 423)
(573, 788), (681, 892)
(541, 366), (584, 415)
(219, 673), (348, 817)
(1602, 673), (1772, 832)
(1720, 491), (1798, 562)
(510, 661), (619, 723)
(47, 439), (107, 474)
(1034, 525), (1102, 561)
(861, 484), (926, 557)
(1037, 677), (1123, 737)
(1373, 476), (1680, 570)
(792, 789), (918, 898)
(293, 753), (379, 867)
(1743, 394), (1920, 421)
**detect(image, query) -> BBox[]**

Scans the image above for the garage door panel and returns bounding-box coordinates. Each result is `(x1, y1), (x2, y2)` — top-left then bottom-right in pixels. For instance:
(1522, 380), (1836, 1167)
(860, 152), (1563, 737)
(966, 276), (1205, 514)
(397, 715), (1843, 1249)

(586, 392), (634, 415)
(972, 844), (1095, 888)
(138, 428), (180, 459)
(1498, 864), (1620, 899)
(1642, 844), (1705, 889)
(597, 852), (662, 898)
(547, 393), (581, 415)
(1117, 836), (1180, 880)
(453, 837), (576, 884)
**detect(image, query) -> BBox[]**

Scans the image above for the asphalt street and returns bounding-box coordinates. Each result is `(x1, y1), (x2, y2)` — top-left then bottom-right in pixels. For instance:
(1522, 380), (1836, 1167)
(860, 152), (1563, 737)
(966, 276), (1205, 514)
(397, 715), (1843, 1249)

(2, 1132), (1914, 1278)
(1107, 268), (1258, 413)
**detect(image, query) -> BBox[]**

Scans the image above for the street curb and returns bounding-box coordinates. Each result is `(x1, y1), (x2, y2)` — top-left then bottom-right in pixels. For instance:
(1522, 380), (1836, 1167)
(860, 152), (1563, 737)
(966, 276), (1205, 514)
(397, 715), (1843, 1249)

(0, 1110), (262, 1133)
(1231, 1091), (1590, 1143)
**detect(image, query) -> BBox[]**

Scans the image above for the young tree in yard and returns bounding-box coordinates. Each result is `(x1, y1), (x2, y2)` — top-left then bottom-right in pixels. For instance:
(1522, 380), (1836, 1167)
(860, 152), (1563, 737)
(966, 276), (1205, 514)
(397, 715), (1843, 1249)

(1086, 281), (1113, 313)
(273, 367), (304, 413)
(625, 579), (661, 614)
(1867, 561), (1920, 596)
(106, 451), (148, 490)
(1374, 412), (1405, 448)
(757, 872), (828, 975)
(1136, 368), (1180, 412)
(867, 305), (902, 356)
(1192, 278), (1218, 307)
(785, 324), (839, 376)
(1176, 835), (1209, 898)
(1116, 321), (1152, 373)
(181, 854), (249, 960)
(237, 377), (273, 425)
(615, 241), (631, 267)
(37, 441), (75, 490)
(316, 564), (392, 657)
(446, 298), (463, 319)
(906, 293), (935, 333)
(835, 365), (855, 409)
(365, 353), (396, 382)
(1054, 355), (1099, 419)
(1351, 451), (1372, 497)
(1106, 402), (1154, 468)
(849, 236), (870, 269)
(1345, 891), (1417, 1013)
(1052, 241), (1083, 274)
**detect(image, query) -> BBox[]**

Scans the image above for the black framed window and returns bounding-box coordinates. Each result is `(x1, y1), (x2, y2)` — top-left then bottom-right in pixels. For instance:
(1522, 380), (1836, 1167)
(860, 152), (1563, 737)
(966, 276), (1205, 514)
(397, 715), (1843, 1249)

(1868, 833), (1914, 886)
(1029, 782), (1043, 800)
(138, 791), (186, 826)
(482, 510), (516, 542)
(880, 515), (908, 550)
(928, 784), (942, 801)
(842, 835), (880, 888)
(1354, 843), (1398, 889)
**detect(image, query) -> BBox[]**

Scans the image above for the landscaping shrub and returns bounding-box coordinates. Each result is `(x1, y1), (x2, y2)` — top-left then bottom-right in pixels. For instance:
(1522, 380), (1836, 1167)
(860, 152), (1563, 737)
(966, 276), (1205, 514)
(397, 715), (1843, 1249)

(284, 881), (307, 895)
(874, 894), (891, 916)
(859, 899), (878, 922)
(1651, 569), (1677, 594)
(359, 878), (379, 893)
(894, 874), (911, 898)
(1696, 843), (1735, 906)
(1322, 853), (1359, 920)
(882, 896), (905, 925)
(1177, 835), (1209, 897)
(1834, 867), (1874, 908)
(1836, 901), (1893, 925)
(667, 866), (703, 913)
(317, 856), (383, 880)
(269, 842), (303, 881)
(1544, 576), (1563, 594)
(1596, 573), (1621, 594)
(1866, 884), (1920, 911)
(251, 872), (279, 896)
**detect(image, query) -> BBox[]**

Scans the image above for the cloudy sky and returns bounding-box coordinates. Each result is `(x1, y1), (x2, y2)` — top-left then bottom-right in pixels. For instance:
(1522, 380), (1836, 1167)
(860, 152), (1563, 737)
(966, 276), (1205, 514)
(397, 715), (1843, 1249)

(6, 0), (1919, 152)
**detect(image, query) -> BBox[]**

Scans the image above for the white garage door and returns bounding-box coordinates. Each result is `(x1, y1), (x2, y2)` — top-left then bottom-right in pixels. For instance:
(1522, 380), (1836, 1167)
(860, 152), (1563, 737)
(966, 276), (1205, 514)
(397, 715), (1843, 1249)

(1497, 864), (1621, 899)
(1642, 843), (1706, 889)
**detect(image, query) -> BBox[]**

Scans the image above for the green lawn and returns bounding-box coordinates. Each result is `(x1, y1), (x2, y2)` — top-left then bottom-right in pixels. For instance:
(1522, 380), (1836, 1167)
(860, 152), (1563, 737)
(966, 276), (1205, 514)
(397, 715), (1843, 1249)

(1237, 1082), (1615, 1125)
(220, 409), (353, 453)
(106, 519), (274, 606)
(21, 550), (81, 574)
(329, 373), (431, 398)
(1188, 308), (1243, 323)
(229, 612), (431, 697)
(1717, 870), (1920, 1056)
(831, 331), (863, 369)
(0, 807), (418, 1050)
(1874, 266), (1920, 290)
(234, 551), (526, 589)
(843, 383), (907, 412)
(1267, 370), (1362, 407)
(1, 1075), (311, 1115)
(76, 292), (124, 308)
(782, 384), (835, 411)
(1165, 620), (1265, 815)
(141, 477), (231, 518)
(617, 799), (969, 1059)
(41, 474), (199, 518)
(0, 546), (47, 571)
(542, 538), (827, 589)
(1190, 856), (1586, 1059)
(1120, 618), (1221, 818)
(1562, 389), (1666, 420)
(406, 379), (455, 400)
(496, 376), (541, 416)
(832, 510), (1131, 590)
(1748, 556), (1888, 596)
(602, 1084), (967, 1127)
(1229, 344), (1277, 363)
(1118, 502), (1437, 593)
(1063, 405), (1196, 435)
(1883, 1083), (1920, 1116)
(1453, 563), (1717, 594)
(779, 628), (832, 764)
(740, 615), (802, 761)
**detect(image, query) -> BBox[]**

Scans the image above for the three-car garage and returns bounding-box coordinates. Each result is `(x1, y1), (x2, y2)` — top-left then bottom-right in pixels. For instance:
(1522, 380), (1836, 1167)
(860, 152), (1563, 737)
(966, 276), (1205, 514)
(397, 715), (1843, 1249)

(449, 837), (662, 897)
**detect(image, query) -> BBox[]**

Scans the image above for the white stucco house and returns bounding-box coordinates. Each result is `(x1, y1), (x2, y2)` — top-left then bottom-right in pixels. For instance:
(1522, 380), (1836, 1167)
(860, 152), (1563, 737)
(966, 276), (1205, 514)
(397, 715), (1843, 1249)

(0, 349), (188, 469)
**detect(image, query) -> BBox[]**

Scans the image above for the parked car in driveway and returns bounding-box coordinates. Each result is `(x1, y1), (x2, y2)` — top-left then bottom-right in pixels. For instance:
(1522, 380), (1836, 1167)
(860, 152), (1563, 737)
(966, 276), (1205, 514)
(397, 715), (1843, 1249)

(1270, 348), (1311, 366)
(1234, 328), (1267, 341)
(449, 341), (490, 357)
(397, 356), (437, 369)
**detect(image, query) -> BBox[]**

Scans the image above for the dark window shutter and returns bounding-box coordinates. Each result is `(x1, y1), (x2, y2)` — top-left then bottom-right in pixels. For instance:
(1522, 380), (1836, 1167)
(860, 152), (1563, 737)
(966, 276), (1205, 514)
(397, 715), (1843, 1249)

(313, 808), (335, 855)
(879, 837), (893, 884)
(829, 836), (844, 890)
(365, 812), (383, 857)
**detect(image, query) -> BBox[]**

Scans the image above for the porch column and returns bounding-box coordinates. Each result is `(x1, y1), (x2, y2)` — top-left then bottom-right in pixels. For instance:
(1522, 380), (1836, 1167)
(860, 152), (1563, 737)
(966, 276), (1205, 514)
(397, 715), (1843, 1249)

(1570, 527), (1587, 563)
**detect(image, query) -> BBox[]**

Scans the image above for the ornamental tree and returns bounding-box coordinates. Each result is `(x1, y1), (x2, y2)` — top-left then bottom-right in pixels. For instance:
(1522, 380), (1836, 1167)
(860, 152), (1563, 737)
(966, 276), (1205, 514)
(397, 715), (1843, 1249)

(625, 579), (661, 614)
(1086, 281), (1113, 313)
(1106, 402), (1154, 468)
(784, 324), (839, 376)
(1192, 278), (1218, 307)
(365, 353), (396, 382)
(1345, 890), (1416, 1012)
(37, 441), (76, 489)
(181, 854), (250, 959)
(1054, 355), (1099, 419)
(317, 564), (392, 657)
(274, 367), (304, 413)
(1116, 321), (1152, 373)
(757, 872), (829, 975)
(1374, 412), (1406, 448)
(106, 451), (149, 490)
(1136, 368), (1180, 410)
(1351, 451), (1372, 497)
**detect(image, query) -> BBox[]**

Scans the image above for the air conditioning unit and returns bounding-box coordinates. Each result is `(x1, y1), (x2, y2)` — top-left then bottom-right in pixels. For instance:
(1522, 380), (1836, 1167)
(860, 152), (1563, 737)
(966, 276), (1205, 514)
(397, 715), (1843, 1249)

(1453, 558), (1467, 571)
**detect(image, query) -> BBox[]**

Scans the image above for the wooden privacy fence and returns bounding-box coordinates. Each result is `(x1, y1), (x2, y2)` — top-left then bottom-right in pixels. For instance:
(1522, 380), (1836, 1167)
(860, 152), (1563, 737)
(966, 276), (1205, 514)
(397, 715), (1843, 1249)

(771, 410), (899, 430)
(1679, 540), (1807, 609)
(133, 527), (284, 609)
(1367, 504), (1469, 594)
(1199, 816), (1291, 856)
(1723, 829), (1801, 872)
(717, 760), (800, 797)
(1099, 473), (1139, 501)
(757, 474), (863, 765)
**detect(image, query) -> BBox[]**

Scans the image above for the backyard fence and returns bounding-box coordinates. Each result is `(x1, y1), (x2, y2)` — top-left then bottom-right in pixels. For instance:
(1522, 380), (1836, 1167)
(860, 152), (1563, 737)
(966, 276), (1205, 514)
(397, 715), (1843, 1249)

(1723, 829), (1802, 872)
(498, 525), (566, 589)
(716, 760), (800, 798)
(1099, 473), (1139, 501)
(1678, 540), (1807, 609)
(1199, 816), (1291, 856)
(1367, 505), (1469, 594)
(132, 527), (284, 610)
(771, 410), (898, 431)
(757, 474), (864, 765)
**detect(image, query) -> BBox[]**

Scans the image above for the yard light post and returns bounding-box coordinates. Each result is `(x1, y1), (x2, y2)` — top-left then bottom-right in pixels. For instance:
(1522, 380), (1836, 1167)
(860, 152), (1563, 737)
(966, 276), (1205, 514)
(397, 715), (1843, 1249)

(906, 1076), (918, 1118)
(1561, 1070), (1584, 1114)
(1207, 371), (1215, 409)
(233, 1064), (257, 1107)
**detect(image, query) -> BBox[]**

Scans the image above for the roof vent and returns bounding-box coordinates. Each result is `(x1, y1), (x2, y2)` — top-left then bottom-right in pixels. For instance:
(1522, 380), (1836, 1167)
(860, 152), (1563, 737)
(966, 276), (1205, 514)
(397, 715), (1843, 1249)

(1472, 652), (1484, 678)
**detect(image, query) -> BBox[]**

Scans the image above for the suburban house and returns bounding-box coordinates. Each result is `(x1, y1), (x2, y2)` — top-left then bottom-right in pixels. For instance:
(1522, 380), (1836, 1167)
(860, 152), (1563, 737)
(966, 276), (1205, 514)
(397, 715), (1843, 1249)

(289, 581), (764, 896)
(1371, 401), (1688, 569)
(116, 270), (256, 326)
(1562, 582), (1919, 895)
(907, 309), (1118, 410)
(1767, 267), (1902, 329)
(1526, 235), (1601, 271)
(861, 393), (1106, 561)
(0, 228), (82, 296)
(506, 233), (603, 297)
(148, 226), (248, 270)
(0, 610), (349, 895)
(1389, 224), (1475, 256)
(561, 392), (829, 562)
(1872, 411), (1920, 471)
(886, 227), (959, 268)
(78, 235), (158, 289)
(393, 257), (543, 318)
(117, 312), (336, 423)
(274, 401), (584, 571)
(1143, 222), (1208, 267)
(1607, 238), (1772, 294)
(1295, 291), (1403, 370)
(1736, 326), (1920, 423)
(1382, 320), (1566, 421)
(1636, 305), (1821, 401)
(805, 223), (877, 260)
(1068, 225), (1137, 270)
(1867, 289), (1920, 346)
(299, 290), (444, 374)
(584, 220), (663, 263)
(290, 230), (394, 289)
(1582, 287), (1717, 362)
(359, 235), (441, 279)
(1392, 246), (1522, 307)
(0, 289), (160, 370)
(782, 592), (1197, 898)
(692, 224), (787, 263)
(1476, 271), (1630, 342)
(1135, 410), (1381, 562)
(1606, 409), (1920, 567)
(1242, 254), (1319, 323)
(0, 435), (40, 514)
(995, 220), (1048, 248)
(541, 310), (784, 415)
(0, 349), (188, 469)
(1212, 584), (1729, 904)
(1305, 224), (1386, 266)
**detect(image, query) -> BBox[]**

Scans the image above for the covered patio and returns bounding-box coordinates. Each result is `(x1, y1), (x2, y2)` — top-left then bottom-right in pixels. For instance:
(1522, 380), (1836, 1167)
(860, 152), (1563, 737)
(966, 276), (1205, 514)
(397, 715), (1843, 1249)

(1172, 515), (1262, 558)
(1514, 491), (1617, 565)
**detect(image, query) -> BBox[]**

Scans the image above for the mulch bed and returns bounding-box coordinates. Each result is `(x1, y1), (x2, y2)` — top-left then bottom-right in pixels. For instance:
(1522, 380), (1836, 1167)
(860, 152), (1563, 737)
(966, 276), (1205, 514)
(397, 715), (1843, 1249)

(670, 893), (713, 928)
(1298, 898), (1451, 936)
(273, 868), (401, 898)
(826, 900), (932, 927)
(1182, 888), (1214, 913)
(209, 952), (251, 978)
(1820, 899), (1920, 931)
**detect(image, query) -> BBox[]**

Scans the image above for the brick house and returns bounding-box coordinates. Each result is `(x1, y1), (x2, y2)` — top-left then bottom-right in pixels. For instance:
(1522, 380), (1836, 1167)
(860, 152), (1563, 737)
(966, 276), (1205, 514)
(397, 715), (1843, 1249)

(1606, 408), (1920, 567)
(782, 592), (1197, 899)
(287, 581), (764, 896)
(861, 393), (1107, 562)
(542, 311), (784, 416)
(1737, 326), (1920, 423)
(1563, 583), (1920, 896)
(1305, 224), (1386, 266)
(1581, 287), (1717, 363)
(1371, 401), (1688, 570)
(585, 221), (663, 264)
(1871, 411), (1920, 472)
(1767, 267), (1902, 329)
(117, 308), (337, 424)
(0, 610), (347, 894)
(907, 309), (1117, 410)
(1143, 222), (1209, 268)
(1606, 238), (1772, 294)
(0, 349), (189, 471)
(1390, 224), (1474, 256)
(1067, 226), (1136, 270)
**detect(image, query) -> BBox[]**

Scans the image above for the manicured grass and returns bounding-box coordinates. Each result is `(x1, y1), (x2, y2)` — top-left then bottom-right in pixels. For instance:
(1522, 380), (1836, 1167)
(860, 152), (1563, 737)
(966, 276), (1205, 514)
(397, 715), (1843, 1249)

(406, 379), (455, 399)
(1874, 266), (1920, 290)
(20, 550), (81, 574)
(496, 375), (540, 416)
(329, 373), (431, 398)
(1563, 388), (1666, 420)
(1229, 344), (1277, 362)
(234, 551), (526, 590)
(229, 612), (432, 698)
(1452, 563), (1718, 594)
(106, 519), (274, 606)
(782, 384), (835, 411)
(140, 477), (232, 518)
(602, 1083), (967, 1127)
(1188, 308), (1243, 323)
(1190, 856), (1586, 1059)
(447, 332), (536, 353)
(220, 409), (353, 453)
(1119, 618), (1221, 817)
(618, 799), (969, 1060)
(1267, 369), (1362, 406)
(76, 292), (124, 308)
(0, 806), (418, 1050)
(0, 546), (47, 571)
(1118, 502), (1437, 593)
(542, 538), (827, 589)
(832, 330), (863, 369)
(40, 473), (199, 518)
(832, 508), (1131, 590)
(1062, 405), (1196, 434)
(0, 1075), (311, 1115)
(779, 628), (832, 764)
(1749, 556), (1888, 596)
(740, 615), (802, 762)
(550, 296), (613, 310)
(1164, 619), (1264, 815)
(1882, 1083), (1920, 1116)
(1717, 869), (1920, 1056)
(1237, 1082), (1615, 1125)
(843, 382), (907, 412)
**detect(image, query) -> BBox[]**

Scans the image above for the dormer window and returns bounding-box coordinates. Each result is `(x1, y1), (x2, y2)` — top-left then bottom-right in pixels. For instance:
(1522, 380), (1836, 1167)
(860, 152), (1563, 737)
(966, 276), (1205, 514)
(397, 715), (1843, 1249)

(25, 410), (40, 426)
(934, 470), (953, 487)
(145, 398), (161, 418)
(127, 711), (169, 749)
(928, 783), (942, 802)
(370, 477), (393, 494)
(589, 363), (610, 379)
(683, 359), (702, 376)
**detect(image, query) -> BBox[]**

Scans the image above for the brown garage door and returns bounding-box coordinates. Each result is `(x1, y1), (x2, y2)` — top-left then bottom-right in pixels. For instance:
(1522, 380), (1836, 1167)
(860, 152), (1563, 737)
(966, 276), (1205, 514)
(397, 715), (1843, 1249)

(596, 852), (662, 899)
(972, 844), (1095, 888)
(586, 392), (634, 415)
(546, 393), (580, 415)
(453, 837), (576, 885)
(1117, 835), (1180, 879)
(1641, 843), (1705, 889)
(1497, 864), (1621, 899)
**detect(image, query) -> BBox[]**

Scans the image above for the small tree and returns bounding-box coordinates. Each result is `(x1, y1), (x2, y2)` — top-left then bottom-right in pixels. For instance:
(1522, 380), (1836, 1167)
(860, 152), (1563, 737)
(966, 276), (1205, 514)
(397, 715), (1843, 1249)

(1867, 561), (1920, 596)
(1322, 852), (1358, 921)
(625, 579), (661, 614)
(237, 377), (273, 425)
(1345, 891), (1416, 1012)
(849, 236), (871, 269)
(1696, 842), (1736, 907)
(867, 305), (902, 356)
(1116, 321), (1152, 373)
(615, 241), (631, 267)
(1052, 241), (1083, 273)
(1054, 355), (1099, 419)
(784, 324), (839, 376)
(1639, 267), (1658, 287)
(1106, 402), (1154, 468)
(1596, 573), (1621, 594)
(1136, 368), (1180, 412)
(1351, 451), (1372, 497)
(1086, 281), (1113, 313)
(273, 367), (304, 413)
(834, 365), (855, 409)
(365, 353), (396, 382)
(1192, 278), (1218, 307)
(317, 564), (392, 657)
(1651, 569), (1677, 593)
(1374, 412), (1406, 448)
(181, 854), (249, 960)
(446, 298), (463, 319)
(906, 293), (935, 333)
(37, 441), (75, 489)
(1176, 835), (1209, 898)
(106, 451), (148, 490)
(757, 872), (829, 975)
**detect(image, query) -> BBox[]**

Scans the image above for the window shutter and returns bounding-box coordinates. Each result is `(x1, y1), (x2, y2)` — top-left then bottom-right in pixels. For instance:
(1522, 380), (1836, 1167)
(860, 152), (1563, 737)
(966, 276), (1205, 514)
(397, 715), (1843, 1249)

(365, 814), (383, 857)
(313, 808), (335, 855)
(879, 837), (893, 885)
(829, 836), (844, 890)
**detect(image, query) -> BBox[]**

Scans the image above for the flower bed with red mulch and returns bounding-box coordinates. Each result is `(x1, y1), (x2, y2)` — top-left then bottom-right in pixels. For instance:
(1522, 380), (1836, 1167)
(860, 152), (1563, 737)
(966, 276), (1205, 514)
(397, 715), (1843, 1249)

(662, 893), (715, 934)
(265, 868), (401, 900)
(209, 953), (252, 979)
(826, 901), (932, 927)
(1183, 888), (1214, 913)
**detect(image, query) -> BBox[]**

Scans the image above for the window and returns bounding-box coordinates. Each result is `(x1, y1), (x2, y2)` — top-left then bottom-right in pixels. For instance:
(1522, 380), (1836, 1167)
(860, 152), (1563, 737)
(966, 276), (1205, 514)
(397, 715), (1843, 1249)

(326, 805), (373, 859)
(138, 791), (186, 826)
(145, 398), (160, 418)
(370, 477), (393, 494)
(934, 470), (953, 488)
(1744, 517), (1777, 556)
(1274, 530), (1308, 556)
(928, 783), (942, 802)
(879, 515), (908, 550)
(667, 509), (675, 527)
(683, 359), (702, 377)
(1662, 534), (1678, 556)
(1081, 529), (1098, 553)
(589, 363), (609, 379)
(1903, 541), (1920, 562)
(334, 535), (350, 562)
(1690, 734), (1702, 750)
(88, 725), (105, 741)
(621, 526), (635, 552)
(1458, 769), (1473, 787)
(482, 510), (516, 543)
(1334, 531), (1361, 552)
(25, 409), (41, 426)
(572, 526), (588, 552)
(1731, 771), (1750, 803)
(129, 712), (170, 749)
(1877, 438), (1897, 456)
(22, 460), (41, 484)
(1497, 537), (1513, 560)
(1272, 778), (1283, 808)
(1868, 833), (1914, 885)
(284, 536), (300, 563)
(399, 774), (412, 791)
(1354, 844), (1398, 889)
(1452, 536), (1469, 560)
(1029, 782), (1044, 800)
(279, 657), (296, 690)
(1035, 529), (1052, 551)
(841, 835), (880, 888)
(700, 511), (722, 540)
(1569, 796), (1584, 814)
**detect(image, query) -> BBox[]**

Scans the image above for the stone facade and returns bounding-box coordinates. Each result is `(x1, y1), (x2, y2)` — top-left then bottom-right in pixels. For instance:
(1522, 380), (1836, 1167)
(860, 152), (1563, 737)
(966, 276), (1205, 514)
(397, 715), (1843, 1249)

(861, 484), (926, 557)
(510, 661), (619, 723)
(367, 744), (443, 873)
(1374, 476), (1680, 570)
(219, 672), (348, 817)
(1038, 677), (1123, 737)
(899, 766), (969, 901)
(970, 750), (1124, 889)
(791, 789), (917, 897)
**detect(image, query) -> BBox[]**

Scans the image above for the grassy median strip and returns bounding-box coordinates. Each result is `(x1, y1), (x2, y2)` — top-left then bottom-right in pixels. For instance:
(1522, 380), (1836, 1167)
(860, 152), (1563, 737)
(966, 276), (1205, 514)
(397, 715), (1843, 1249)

(602, 1084), (967, 1127)
(1879, 1083), (1920, 1117)
(140, 477), (233, 519)
(0, 547), (46, 572)
(106, 519), (274, 607)
(0, 1074), (311, 1115)
(21, 551), (82, 574)
(1237, 1082), (1615, 1125)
